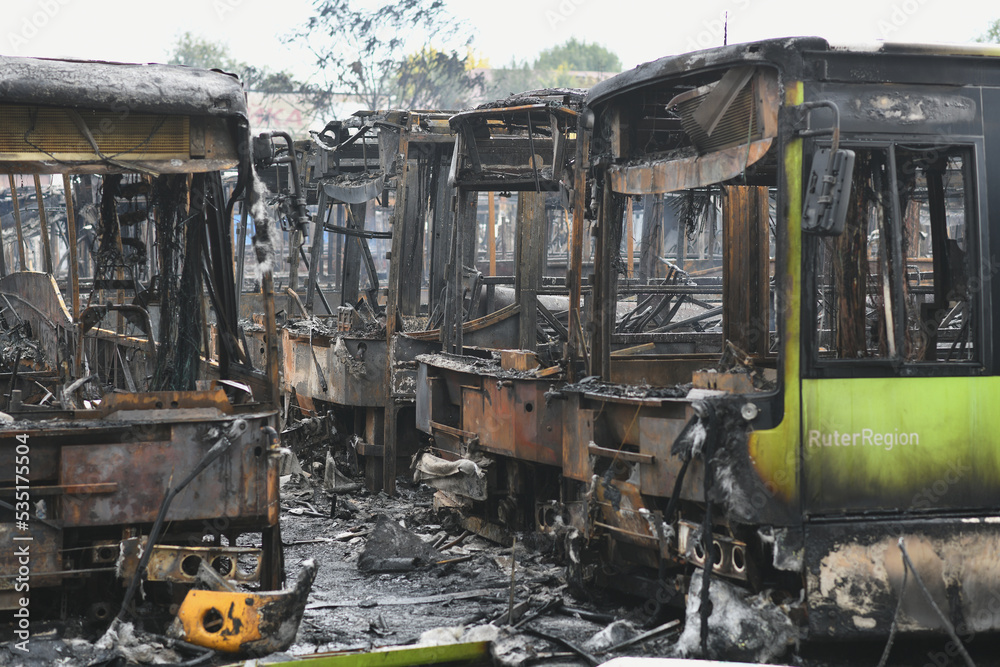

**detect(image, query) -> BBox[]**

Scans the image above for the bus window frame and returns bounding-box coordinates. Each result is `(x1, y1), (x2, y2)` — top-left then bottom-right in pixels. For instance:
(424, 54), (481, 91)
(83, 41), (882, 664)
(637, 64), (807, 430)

(802, 137), (989, 379)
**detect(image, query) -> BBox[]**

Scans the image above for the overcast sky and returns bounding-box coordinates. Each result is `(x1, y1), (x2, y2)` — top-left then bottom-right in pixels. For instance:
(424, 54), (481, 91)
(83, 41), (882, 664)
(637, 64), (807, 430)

(5, 0), (998, 82)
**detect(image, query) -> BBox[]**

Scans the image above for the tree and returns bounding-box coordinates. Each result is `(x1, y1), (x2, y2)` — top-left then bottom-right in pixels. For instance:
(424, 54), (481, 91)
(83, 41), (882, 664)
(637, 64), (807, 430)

(288, 0), (479, 113)
(482, 39), (623, 100)
(167, 31), (242, 72)
(534, 38), (621, 73)
(977, 19), (1000, 44)
(167, 32), (299, 93)
(484, 60), (544, 100)
(394, 47), (485, 110)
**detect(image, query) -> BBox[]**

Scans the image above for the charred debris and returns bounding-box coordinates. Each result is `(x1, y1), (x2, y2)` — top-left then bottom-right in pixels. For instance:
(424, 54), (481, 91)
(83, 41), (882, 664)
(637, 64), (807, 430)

(8, 36), (1000, 667)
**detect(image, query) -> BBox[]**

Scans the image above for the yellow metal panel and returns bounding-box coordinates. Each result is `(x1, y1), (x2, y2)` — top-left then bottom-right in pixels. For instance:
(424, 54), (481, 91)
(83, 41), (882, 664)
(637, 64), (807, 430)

(746, 80), (804, 504)
(174, 589), (262, 652)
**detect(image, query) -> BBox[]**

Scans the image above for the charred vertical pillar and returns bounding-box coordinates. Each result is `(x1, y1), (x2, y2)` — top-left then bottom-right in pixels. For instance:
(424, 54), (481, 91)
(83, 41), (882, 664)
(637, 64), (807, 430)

(442, 188), (476, 354)
(428, 148), (454, 312)
(332, 205), (342, 288)
(399, 166), (425, 316)
(34, 175), (53, 274)
(383, 122), (411, 496)
(566, 112), (592, 381)
(722, 186), (770, 357)
(516, 191), (546, 351)
(834, 154), (872, 357)
(305, 188), (328, 312)
(488, 191), (497, 276)
(638, 194), (663, 282)
(592, 179), (620, 380)
(62, 175), (80, 320)
(462, 190), (479, 270)
(8, 175), (26, 270)
(340, 202), (368, 306)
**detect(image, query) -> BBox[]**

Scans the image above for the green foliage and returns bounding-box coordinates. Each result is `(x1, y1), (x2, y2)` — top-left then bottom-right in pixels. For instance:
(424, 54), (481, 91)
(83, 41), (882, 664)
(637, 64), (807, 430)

(481, 38), (622, 100)
(167, 32), (299, 93)
(977, 18), (1000, 44)
(289, 0), (479, 113)
(394, 47), (484, 110)
(167, 31), (241, 71)
(485, 60), (542, 100)
(534, 37), (621, 73)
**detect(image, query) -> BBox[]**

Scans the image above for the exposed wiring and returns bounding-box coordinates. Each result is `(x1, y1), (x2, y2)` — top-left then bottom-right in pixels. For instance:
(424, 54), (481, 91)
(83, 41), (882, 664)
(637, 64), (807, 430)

(878, 537), (976, 667)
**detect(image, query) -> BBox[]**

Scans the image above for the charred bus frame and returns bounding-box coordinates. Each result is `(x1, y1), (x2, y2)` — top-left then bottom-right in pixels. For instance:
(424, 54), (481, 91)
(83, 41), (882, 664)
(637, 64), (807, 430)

(0, 56), (283, 625)
(565, 37), (1000, 639)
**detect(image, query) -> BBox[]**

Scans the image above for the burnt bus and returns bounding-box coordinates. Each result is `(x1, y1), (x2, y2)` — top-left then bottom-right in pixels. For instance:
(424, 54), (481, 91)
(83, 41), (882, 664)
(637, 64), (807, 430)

(0, 56), (284, 628)
(563, 37), (1000, 640)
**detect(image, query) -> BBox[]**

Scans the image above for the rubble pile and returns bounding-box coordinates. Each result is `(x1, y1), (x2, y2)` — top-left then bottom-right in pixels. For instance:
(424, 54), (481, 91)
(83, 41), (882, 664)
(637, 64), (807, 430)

(274, 471), (684, 666)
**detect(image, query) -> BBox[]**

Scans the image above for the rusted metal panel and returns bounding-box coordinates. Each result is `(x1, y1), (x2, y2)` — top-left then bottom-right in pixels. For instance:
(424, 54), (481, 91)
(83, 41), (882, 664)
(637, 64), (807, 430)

(459, 383), (486, 439)
(59, 418), (270, 527)
(608, 138), (773, 195)
(463, 382), (512, 455)
(562, 394), (593, 482)
(512, 381), (562, 467)
(638, 414), (704, 500)
(0, 439), (59, 483)
(0, 523), (62, 596)
(282, 331), (387, 407)
(100, 389), (233, 416)
(461, 379), (562, 467)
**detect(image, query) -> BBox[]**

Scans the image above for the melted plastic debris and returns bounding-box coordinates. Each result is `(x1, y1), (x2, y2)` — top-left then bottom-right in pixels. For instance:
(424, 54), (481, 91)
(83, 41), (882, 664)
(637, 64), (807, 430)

(674, 575), (797, 664)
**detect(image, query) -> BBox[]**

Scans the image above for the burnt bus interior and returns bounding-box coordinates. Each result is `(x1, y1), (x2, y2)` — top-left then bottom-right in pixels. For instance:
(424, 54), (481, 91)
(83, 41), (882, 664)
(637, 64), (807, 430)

(413, 92), (591, 538)
(808, 145), (977, 369)
(551, 59), (787, 619)
(584, 63), (780, 383)
(0, 57), (283, 628)
(272, 93), (589, 506)
(263, 109), (458, 494)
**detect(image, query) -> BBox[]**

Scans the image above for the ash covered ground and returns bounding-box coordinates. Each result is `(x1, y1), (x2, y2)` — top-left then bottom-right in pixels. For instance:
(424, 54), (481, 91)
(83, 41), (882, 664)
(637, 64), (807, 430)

(273, 474), (681, 666)
(5, 470), (1000, 666)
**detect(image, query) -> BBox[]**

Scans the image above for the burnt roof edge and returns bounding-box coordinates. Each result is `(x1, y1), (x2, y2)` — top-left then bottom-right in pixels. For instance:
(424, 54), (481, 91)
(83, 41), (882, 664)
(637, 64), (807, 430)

(0, 55), (247, 120)
(586, 37), (829, 107)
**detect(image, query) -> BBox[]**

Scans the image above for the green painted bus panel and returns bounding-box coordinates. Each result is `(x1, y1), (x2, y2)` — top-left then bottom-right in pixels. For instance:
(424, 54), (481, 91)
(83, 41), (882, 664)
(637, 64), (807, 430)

(746, 82), (805, 507)
(221, 640), (491, 667)
(801, 376), (1000, 513)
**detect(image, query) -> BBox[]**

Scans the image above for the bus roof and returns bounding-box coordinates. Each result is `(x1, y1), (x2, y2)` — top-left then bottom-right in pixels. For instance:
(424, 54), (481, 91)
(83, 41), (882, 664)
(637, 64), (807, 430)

(0, 55), (247, 120)
(588, 37), (1000, 107)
